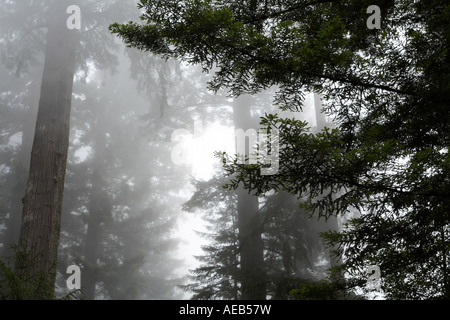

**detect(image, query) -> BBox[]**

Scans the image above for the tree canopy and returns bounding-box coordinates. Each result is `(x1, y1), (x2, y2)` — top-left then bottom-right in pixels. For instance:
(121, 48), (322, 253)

(111, 0), (450, 299)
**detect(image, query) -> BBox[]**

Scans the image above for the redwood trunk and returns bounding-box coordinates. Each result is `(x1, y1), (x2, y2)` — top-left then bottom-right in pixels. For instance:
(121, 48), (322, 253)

(313, 93), (342, 271)
(233, 96), (266, 300)
(16, 1), (76, 298)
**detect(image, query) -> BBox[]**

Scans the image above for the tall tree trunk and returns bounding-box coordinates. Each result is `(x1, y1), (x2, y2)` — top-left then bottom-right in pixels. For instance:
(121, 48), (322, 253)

(3, 80), (39, 258)
(82, 168), (105, 300)
(313, 92), (342, 270)
(232, 95), (266, 300)
(82, 99), (112, 300)
(313, 92), (327, 131)
(15, 1), (76, 298)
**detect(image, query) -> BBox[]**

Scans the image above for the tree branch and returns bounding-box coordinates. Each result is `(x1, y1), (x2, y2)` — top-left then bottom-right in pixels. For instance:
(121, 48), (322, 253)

(243, 0), (340, 25)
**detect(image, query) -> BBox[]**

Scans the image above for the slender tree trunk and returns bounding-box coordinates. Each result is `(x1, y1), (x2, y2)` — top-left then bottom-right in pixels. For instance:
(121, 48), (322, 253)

(313, 92), (327, 131)
(15, 1), (76, 298)
(82, 168), (104, 300)
(313, 92), (342, 271)
(82, 99), (112, 300)
(3, 80), (39, 258)
(232, 95), (266, 300)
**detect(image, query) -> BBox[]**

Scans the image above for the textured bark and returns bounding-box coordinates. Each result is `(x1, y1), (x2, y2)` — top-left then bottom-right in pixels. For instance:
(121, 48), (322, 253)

(15, 1), (76, 298)
(233, 96), (266, 300)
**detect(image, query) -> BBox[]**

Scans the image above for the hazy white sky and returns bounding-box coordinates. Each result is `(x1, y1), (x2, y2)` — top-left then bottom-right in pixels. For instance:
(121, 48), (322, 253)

(173, 120), (235, 298)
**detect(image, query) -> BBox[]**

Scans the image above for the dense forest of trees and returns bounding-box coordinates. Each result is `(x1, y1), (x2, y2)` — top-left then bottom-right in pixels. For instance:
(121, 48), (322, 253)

(0, 0), (449, 301)
(0, 0), (196, 299)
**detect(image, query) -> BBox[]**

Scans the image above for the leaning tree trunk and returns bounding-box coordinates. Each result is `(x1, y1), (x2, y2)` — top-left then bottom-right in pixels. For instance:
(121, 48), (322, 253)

(232, 95), (266, 300)
(15, 1), (76, 299)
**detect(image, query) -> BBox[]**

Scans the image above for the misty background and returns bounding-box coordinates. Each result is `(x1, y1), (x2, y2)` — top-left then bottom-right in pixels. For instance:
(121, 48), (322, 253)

(0, 0), (352, 300)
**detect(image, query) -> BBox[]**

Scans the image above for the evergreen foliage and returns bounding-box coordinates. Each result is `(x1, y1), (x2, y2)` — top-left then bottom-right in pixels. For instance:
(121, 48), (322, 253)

(181, 175), (344, 299)
(111, 0), (450, 299)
